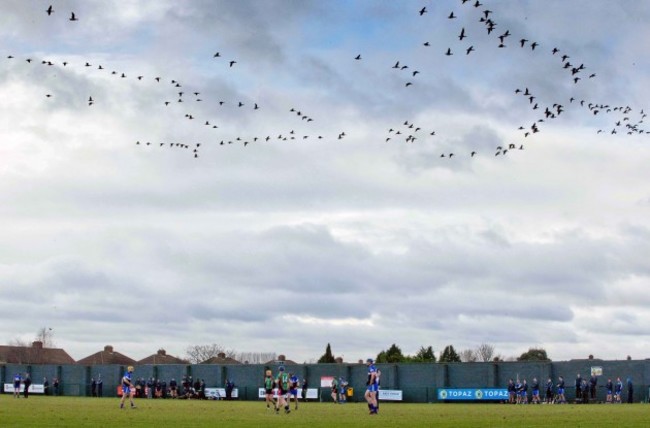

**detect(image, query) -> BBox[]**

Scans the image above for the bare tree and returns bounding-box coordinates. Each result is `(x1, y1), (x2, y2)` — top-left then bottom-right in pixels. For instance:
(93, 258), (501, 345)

(8, 338), (30, 364)
(459, 348), (477, 362)
(185, 344), (236, 364)
(475, 343), (496, 362)
(235, 352), (277, 364)
(36, 327), (56, 348)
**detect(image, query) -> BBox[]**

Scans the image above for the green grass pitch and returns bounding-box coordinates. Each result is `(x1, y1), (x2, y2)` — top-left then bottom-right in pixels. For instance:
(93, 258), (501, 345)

(1, 397), (649, 427)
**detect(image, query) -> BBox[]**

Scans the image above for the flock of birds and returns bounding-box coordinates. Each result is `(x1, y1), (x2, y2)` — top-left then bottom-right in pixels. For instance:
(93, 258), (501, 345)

(361, 1), (648, 159)
(3, 2), (648, 161)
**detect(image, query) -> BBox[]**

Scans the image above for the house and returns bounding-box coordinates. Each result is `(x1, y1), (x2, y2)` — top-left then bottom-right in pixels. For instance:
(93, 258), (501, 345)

(0, 341), (75, 365)
(76, 345), (136, 366)
(137, 348), (188, 365)
(201, 352), (241, 365)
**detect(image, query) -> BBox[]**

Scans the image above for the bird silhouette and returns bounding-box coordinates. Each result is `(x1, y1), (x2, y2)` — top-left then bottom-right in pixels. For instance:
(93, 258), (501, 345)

(46, 5), (54, 16)
(69, 12), (78, 21)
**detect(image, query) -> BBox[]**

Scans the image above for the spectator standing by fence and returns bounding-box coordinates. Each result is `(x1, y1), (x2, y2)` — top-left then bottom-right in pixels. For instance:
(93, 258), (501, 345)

(97, 375), (103, 398)
(589, 374), (597, 400)
(626, 378), (633, 403)
(225, 379), (234, 400)
(301, 378), (308, 402)
(575, 374), (582, 402)
(605, 378), (613, 403)
(53, 377), (59, 396)
(23, 373), (32, 398)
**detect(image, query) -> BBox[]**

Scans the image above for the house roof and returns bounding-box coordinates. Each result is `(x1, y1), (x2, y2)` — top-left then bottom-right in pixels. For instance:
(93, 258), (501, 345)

(0, 341), (75, 365)
(201, 353), (241, 365)
(137, 349), (188, 365)
(264, 354), (298, 365)
(76, 345), (136, 366)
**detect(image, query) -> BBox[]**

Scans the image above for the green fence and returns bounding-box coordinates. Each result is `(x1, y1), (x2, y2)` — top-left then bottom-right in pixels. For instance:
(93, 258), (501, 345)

(3, 360), (649, 403)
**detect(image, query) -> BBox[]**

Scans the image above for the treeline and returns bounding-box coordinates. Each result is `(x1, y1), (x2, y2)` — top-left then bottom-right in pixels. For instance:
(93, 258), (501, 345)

(318, 343), (550, 364)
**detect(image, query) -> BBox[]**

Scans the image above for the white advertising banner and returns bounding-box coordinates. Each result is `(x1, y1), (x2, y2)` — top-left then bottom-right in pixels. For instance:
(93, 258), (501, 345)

(320, 376), (334, 388)
(4, 384), (45, 394)
(257, 388), (318, 399)
(378, 389), (403, 401)
(204, 387), (238, 399)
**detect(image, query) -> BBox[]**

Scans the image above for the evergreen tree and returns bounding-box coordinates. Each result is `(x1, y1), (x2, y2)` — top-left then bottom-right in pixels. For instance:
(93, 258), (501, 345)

(414, 346), (436, 362)
(385, 343), (405, 363)
(317, 343), (336, 363)
(439, 345), (461, 362)
(376, 343), (406, 363)
(517, 347), (550, 361)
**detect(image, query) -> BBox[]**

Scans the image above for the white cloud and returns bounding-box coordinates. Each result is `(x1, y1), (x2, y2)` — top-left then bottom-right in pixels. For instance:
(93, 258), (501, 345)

(0, 0), (649, 364)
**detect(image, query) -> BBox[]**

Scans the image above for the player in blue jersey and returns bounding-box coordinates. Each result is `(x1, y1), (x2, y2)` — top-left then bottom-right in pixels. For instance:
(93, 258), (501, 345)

(288, 373), (300, 410)
(556, 376), (566, 403)
(605, 378), (613, 403)
(531, 377), (540, 404)
(545, 377), (554, 404)
(507, 379), (516, 404)
(614, 377), (623, 403)
(120, 366), (137, 409)
(13, 373), (22, 398)
(364, 358), (378, 415)
(521, 379), (529, 404)
(514, 379), (522, 403)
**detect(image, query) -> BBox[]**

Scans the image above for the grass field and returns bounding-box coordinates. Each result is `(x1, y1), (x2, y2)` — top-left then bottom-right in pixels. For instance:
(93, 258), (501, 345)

(1, 396), (649, 427)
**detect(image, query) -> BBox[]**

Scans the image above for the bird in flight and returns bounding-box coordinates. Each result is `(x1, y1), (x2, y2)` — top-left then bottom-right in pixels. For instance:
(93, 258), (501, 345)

(46, 5), (54, 16)
(229, 60), (237, 67)
(419, 7), (427, 16)
(69, 12), (78, 21)
(355, 54), (361, 60)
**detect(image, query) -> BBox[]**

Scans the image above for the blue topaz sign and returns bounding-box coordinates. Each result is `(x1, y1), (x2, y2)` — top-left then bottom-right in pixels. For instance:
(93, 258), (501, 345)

(437, 388), (509, 401)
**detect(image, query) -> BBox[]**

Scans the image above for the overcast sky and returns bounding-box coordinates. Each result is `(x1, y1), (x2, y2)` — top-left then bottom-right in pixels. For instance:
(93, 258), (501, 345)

(1, 0), (649, 364)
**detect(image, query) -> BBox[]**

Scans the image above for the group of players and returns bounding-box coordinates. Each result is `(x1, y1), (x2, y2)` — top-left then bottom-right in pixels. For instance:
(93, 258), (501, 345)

(507, 375), (627, 404)
(262, 358), (381, 416)
(263, 366), (301, 414)
(119, 358), (382, 415)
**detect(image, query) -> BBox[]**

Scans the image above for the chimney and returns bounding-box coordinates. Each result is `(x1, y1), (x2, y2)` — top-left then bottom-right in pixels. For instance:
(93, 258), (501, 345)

(335, 357), (343, 364)
(278, 354), (286, 362)
(32, 341), (43, 349)
(217, 352), (226, 358)
(157, 349), (166, 356)
(104, 345), (114, 353)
